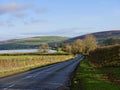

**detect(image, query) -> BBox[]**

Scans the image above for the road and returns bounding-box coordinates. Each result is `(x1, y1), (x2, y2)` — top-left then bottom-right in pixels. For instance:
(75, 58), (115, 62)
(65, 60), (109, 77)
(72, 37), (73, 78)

(0, 55), (83, 90)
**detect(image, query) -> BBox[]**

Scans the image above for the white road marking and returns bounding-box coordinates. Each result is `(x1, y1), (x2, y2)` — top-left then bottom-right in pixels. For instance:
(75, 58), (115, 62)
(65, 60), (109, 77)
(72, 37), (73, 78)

(8, 84), (15, 88)
(3, 76), (30, 90)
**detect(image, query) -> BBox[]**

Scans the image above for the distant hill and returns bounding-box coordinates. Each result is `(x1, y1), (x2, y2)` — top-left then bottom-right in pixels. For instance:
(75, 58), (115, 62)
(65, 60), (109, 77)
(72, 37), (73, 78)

(0, 30), (119, 50)
(0, 36), (69, 50)
(65, 30), (120, 44)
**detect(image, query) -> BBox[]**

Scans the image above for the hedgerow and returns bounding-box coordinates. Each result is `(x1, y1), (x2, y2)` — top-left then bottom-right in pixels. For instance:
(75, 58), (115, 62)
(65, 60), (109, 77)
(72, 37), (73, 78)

(88, 44), (120, 67)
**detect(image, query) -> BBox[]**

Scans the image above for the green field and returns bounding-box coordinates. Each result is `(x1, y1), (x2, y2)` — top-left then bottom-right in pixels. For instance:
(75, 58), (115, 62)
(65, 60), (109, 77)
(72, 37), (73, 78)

(12, 36), (68, 45)
(0, 36), (69, 50)
(73, 59), (120, 90)
(0, 55), (73, 78)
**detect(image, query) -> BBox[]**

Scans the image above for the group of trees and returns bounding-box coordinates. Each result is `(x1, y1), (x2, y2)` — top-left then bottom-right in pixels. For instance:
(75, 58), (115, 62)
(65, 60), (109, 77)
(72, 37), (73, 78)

(103, 38), (120, 45)
(62, 35), (98, 54)
(38, 35), (98, 54)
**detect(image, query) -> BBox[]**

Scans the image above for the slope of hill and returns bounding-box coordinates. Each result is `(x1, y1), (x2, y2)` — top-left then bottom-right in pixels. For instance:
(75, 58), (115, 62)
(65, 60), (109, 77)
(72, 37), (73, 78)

(0, 30), (119, 50)
(65, 30), (120, 44)
(0, 36), (69, 50)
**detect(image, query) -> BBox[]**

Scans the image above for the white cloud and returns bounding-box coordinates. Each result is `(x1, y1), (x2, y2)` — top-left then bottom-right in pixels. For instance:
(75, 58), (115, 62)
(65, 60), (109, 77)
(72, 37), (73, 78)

(13, 13), (28, 18)
(0, 2), (33, 15)
(0, 34), (19, 41)
(0, 2), (47, 27)
(22, 27), (93, 37)
(35, 8), (47, 14)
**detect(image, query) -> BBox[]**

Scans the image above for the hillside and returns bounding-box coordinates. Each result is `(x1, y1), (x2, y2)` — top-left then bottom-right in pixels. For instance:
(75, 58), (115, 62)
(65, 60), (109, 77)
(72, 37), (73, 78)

(65, 30), (120, 44)
(0, 36), (69, 50)
(0, 30), (119, 50)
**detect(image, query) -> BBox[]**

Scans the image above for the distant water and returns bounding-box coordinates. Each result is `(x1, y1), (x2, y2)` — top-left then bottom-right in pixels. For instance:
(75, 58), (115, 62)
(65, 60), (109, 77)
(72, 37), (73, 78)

(0, 49), (57, 54)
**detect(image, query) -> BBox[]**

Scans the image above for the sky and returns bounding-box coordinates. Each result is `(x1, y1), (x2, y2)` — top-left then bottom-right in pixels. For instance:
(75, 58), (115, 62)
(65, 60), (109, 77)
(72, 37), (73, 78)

(0, 0), (120, 40)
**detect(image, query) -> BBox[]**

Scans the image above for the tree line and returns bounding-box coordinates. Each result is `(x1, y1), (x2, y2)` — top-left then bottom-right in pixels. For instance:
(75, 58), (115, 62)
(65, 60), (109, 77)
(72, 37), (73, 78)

(38, 35), (98, 55)
(62, 34), (98, 55)
(103, 37), (120, 45)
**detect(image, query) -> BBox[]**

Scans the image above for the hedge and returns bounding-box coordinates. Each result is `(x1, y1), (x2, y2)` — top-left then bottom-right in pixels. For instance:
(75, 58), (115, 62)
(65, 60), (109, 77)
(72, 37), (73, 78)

(88, 44), (120, 67)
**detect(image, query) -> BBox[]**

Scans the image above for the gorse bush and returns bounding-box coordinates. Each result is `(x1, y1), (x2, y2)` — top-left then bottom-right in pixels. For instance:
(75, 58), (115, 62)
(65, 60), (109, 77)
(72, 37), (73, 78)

(88, 44), (120, 67)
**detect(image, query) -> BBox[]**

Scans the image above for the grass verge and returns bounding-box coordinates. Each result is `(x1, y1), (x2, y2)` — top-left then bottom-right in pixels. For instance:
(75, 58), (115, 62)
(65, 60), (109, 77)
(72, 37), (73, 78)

(72, 59), (120, 90)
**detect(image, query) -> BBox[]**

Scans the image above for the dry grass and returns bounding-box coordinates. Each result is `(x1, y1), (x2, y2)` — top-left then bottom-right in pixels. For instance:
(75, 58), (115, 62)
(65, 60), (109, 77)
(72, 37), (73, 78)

(0, 55), (73, 77)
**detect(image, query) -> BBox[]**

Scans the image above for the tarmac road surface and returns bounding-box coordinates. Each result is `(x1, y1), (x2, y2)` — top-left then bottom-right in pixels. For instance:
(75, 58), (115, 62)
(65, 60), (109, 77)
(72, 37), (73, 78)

(0, 55), (83, 90)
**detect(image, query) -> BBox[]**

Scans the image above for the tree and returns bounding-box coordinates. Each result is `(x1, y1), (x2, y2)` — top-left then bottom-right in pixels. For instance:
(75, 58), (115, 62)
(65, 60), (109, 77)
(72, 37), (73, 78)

(57, 47), (62, 52)
(84, 34), (98, 54)
(62, 43), (72, 54)
(39, 43), (50, 53)
(72, 39), (84, 54)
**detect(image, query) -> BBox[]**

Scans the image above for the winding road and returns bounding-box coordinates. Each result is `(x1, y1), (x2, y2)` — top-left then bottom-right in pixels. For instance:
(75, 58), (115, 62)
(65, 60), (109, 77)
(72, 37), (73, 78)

(0, 55), (83, 90)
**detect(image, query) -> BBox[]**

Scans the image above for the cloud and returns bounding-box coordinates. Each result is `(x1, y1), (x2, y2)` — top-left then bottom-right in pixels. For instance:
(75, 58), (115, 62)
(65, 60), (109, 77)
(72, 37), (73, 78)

(0, 2), (33, 15)
(0, 18), (16, 27)
(35, 8), (47, 14)
(30, 18), (45, 23)
(0, 34), (20, 41)
(0, 2), (47, 26)
(23, 17), (46, 25)
(22, 27), (94, 37)
(0, 22), (4, 26)
(13, 13), (28, 18)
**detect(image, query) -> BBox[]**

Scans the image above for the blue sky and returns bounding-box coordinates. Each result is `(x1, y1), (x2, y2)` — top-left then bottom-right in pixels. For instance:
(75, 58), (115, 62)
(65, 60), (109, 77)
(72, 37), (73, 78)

(0, 0), (120, 40)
